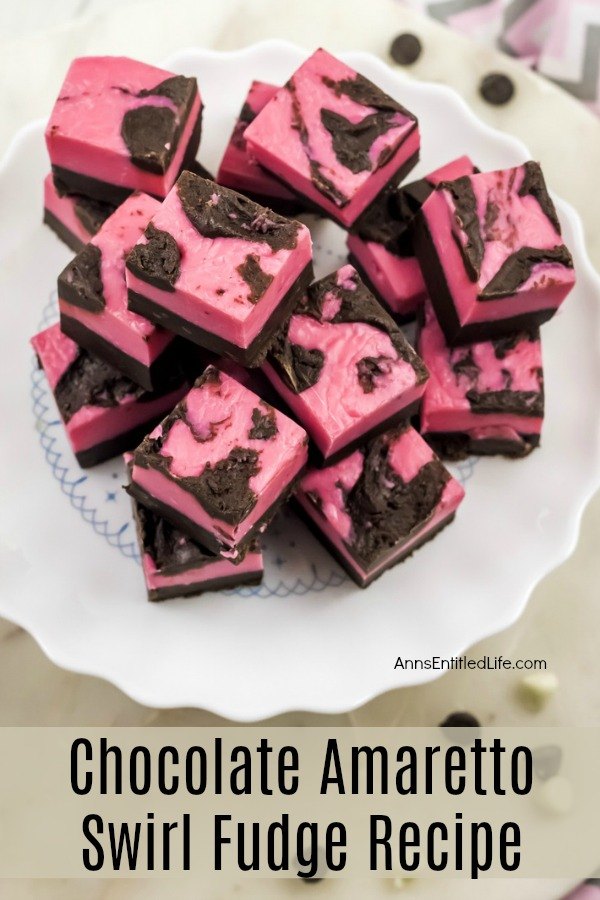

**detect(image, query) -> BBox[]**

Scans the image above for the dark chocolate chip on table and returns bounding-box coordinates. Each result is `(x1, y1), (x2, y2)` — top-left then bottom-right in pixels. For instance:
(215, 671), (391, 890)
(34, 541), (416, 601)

(390, 33), (423, 66)
(479, 72), (515, 106)
(440, 711), (481, 743)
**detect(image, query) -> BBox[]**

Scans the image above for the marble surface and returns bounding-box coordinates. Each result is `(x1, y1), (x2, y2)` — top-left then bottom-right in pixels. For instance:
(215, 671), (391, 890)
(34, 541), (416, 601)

(0, 1), (599, 894)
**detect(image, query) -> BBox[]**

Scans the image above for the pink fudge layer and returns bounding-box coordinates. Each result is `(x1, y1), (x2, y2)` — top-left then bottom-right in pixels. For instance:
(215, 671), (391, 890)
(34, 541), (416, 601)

(125, 462), (264, 601)
(244, 48), (420, 228)
(130, 366), (308, 551)
(296, 424), (465, 587)
(46, 56), (202, 199)
(143, 548), (263, 597)
(424, 155), (478, 189)
(418, 162), (576, 332)
(217, 81), (296, 204)
(125, 172), (312, 352)
(263, 264), (428, 461)
(419, 300), (544, 439)
(58, 192), (174, 368)
(43, 173), (116, 251)
(347, 156), (478, 318)
(347, 233), (426, 318)
(31, 324), (186, 458)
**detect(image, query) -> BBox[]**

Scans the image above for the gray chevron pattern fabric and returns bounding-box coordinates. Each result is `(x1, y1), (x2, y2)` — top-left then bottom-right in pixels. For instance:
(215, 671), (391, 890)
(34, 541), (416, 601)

(398, 0), (600, 115)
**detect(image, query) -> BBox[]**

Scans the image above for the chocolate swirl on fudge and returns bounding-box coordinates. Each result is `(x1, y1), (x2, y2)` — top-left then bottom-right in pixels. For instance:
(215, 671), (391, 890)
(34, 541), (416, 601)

(135, 501), (216, 574)
(352, 186), (413, 257)
(492, 330), (539, 359)
(177, 173), (300, 250)
(306, 268), (428, 369)
(126, 223), (181, 291)
(446, 333), (544, 417)
(137, 75), (197, 108)
(236, 254), (274, 304)
(134, 369), (261, 525)
(268, 267), (428, 394)
(248, 404), (278, 440)
(344, 427), (449, 567)
(466, 383), (544, 417)
(58, 244), (105, 312)
(450, 348), (480, 383)
(320, 73), (416, 174)
(268, 332), (325, 393)
(518, 161), (561, 235)
(438, 176), (485, 282)
(356, 356), (394, 393)
(478, 245), (574, 300)
(440, 164), (573, 298)
(54, 348), (147, 422)
(120, 76), (198, 174)
(322, 73), (416, 120)
(286, 78), (348, 207)
(320, 108), (405, 175)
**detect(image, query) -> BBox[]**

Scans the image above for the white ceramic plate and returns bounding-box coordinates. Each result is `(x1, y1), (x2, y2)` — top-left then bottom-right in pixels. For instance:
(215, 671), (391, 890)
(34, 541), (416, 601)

(1, 41), (599, 720)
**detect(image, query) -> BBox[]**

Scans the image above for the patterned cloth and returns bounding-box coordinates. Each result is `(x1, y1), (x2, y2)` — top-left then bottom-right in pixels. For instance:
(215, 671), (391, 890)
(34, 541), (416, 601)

(400, 0), (600, 115)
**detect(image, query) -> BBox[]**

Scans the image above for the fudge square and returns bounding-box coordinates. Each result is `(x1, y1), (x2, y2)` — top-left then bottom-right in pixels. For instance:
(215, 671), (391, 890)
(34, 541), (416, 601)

(125, 172), (313, 366)
(43, 173), (116, 253)
(295, 423), (465, 588)
(262, 264), (429, 464)
(244, 48), (420, 228)
(418, 300), (544, 458)
(31, 324), (187, 468)
(46, 56), (203, 205)
(347, 157), (477, 321)
(128, 365), (309, 554)
(412, 162), (576, 345)
(125, 456), (263, 601)
(216, 80), (299, 214)
(58, 192), (177, 391)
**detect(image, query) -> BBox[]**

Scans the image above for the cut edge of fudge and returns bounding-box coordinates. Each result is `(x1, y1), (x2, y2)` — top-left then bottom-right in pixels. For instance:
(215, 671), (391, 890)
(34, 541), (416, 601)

(125, 457), (264, 601)
(31, 324), (188, 468)
(294, 423), (465, 588)
(128, 365), (309, 554)
(127, 261), (313, 368)
(244, 47), (421, 228)
(411, 207), (558, 345)
(47, 56), (204, 203)
(125, 173), (314, 366)
(416, 301), (544, 458)
(60, 313), (182, 392)
(346, 250), (422, 325)
(295, 498), (458, 589)
(411, 162), (576, 345)
(420, 430), (541, 461)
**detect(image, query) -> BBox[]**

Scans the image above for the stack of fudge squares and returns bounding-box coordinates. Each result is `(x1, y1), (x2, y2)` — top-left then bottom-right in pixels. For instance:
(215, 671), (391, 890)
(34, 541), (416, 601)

(32, 48), (576, 599)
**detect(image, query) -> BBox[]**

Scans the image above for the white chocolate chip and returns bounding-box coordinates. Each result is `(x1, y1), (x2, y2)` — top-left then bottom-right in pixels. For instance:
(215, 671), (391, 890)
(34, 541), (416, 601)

(517, 672), (559, 710)
(535, 775), (574, 816)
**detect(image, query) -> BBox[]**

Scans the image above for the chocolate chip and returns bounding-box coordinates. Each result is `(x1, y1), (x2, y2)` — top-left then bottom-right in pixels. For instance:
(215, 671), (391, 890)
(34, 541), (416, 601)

(440, 711), (481, 744)
(532, 745), (562, 782)
(479, 73), (515, 106)
(390, 33), (422, 66)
